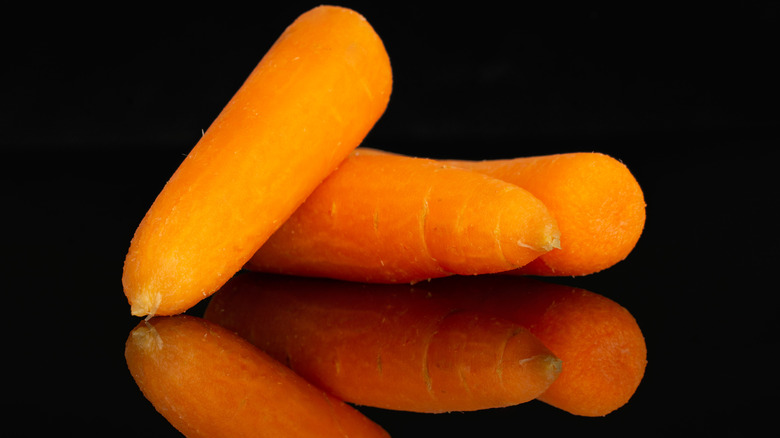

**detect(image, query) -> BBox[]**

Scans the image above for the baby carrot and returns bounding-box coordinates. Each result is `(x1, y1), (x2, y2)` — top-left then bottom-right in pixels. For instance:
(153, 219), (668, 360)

(439, 151), (646, 276)
(122, 6), (392, 316)
(427, 275), (647, 416)
(246, 150), (560, 283)
(125, 315), (390, 438)
(204, 272), (563, 413)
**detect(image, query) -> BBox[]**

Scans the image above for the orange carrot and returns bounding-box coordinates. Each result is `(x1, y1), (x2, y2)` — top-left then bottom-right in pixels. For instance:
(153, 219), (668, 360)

(122, 6), (392, 316)
(246, 150), (560, 283)
(204, 272), (563, 413)
(438, 151), (646, 276)
(125, 315), (390, 438)
(426, 275), (647, 416)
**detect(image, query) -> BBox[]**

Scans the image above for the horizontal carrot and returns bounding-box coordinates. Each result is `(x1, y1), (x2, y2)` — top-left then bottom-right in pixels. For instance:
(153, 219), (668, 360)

(246, 150), (560, 283)
(204, 272), (563, 413)
(125, 315), (390, 438)
(122, 5), (392, 316)
(437, 150), (646, 276)
(426, 275), (647, 416)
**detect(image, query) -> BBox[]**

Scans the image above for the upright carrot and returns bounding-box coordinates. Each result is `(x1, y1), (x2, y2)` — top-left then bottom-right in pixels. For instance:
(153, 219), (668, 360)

(426, 275), (647, 416)
(125, 315), (390, 438)
(122, 5), (392, 316)
(438, 151), (646, 276)
(204, 272), (563, 413)
(246, 150), (560, 283)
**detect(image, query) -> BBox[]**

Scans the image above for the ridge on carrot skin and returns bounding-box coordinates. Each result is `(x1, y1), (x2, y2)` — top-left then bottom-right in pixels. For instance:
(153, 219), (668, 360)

(122, 6), (392, 316)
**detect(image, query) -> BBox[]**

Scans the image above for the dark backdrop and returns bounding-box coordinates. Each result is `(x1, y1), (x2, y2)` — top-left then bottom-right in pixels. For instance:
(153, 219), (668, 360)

(3, 2), (778, 436)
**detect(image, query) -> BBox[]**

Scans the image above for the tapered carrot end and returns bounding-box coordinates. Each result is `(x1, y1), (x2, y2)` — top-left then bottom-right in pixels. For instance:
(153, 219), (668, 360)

(123, 264), (190, 317)
(531, 354), (563, 383)
(128, 291), (160, 318)
(494, 186), (562, 270)
(500, 331), (563, 399)
(425, 312), (563, 412)
(535, 221), (562, 253)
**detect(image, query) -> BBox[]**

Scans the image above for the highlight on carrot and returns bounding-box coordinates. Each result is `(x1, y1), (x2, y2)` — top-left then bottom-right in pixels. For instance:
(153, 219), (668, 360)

(438, 150), (646, 276)
(204, 272), (563, 413)
(125, 315), (390, 438)
(122, 5), (393, 316)
(426, 274), (647, 417)
(246, 150), (560, 283)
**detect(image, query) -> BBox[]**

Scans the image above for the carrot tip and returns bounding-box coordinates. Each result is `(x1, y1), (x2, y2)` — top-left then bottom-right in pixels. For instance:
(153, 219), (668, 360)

(538, 226), (562, 252)
(542, 355), (563, 380)
(517, 354), (562, 384)
(130, 290), (161, 318)
(516, 225), (560, 253)
(547, 233), (561, 251)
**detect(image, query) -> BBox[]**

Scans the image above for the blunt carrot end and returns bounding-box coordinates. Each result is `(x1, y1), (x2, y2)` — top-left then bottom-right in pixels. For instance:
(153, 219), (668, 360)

(128, 286), (161, 318)
(440, 151), (646, 276)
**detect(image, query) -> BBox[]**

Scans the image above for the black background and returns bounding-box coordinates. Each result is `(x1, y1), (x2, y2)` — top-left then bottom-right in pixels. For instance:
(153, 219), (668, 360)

(3, 1), (778, 436)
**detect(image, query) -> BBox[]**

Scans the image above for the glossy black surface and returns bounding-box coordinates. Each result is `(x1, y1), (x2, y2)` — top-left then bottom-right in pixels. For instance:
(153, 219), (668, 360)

(4, 2), (778, 436)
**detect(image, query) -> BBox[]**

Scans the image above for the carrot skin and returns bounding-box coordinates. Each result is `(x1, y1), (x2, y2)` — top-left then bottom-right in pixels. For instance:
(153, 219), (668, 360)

(125, 315), (390, 438)
(204, 272), (562, 413)
(246, 151), (560, 283)
(426, 275), (648, 416)
(439, 151), (646, 276)
(122, 6), (392, 316)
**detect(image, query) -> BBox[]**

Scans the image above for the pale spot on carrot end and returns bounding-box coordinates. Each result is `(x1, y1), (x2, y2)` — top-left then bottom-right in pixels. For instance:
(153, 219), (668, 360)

(518, 354), (563, 382)
(130, 289), (162, 319)
(516, 240), (537, 250)
(543, 355), (563, 381)
(549, 232), (562, 251)
(516, 227), (560, 253)
(131, 321), (164, 352)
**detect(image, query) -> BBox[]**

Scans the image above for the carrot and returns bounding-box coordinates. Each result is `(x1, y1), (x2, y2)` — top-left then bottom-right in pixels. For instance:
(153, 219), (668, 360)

(438, 150), (647, 276)
(125, 315), (390, 438)
(426, 275), (647, 416)
(122, 5), (392, 316)
(246, 150), (560, 283)
(203, 272), (563, 413)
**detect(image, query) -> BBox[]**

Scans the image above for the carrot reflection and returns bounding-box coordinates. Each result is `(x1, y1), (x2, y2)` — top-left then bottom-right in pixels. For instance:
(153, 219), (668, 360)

(423, 275), (647, 416)
(205, 272), (645, 416)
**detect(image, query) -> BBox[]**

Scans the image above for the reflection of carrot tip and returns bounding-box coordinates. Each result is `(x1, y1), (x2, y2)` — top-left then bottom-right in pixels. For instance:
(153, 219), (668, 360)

(204, 272), (562, 413)
(247, 151), (560, 283)
(122, 5), (392, 316)
(125, 315), (390, 437)
(441, 151), (646, 276)
(428, 275), (647, 416)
